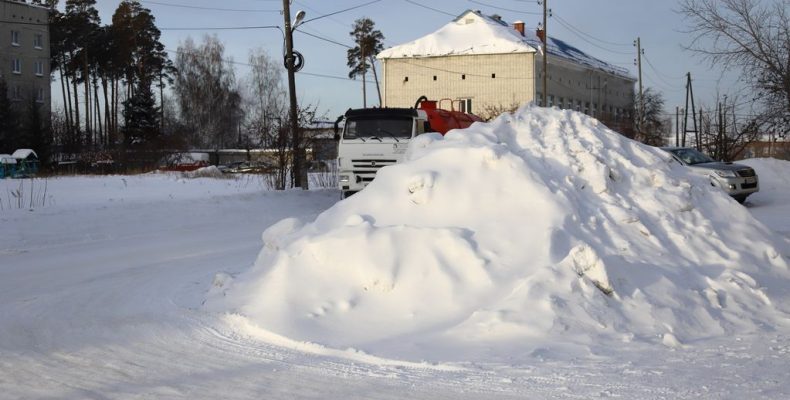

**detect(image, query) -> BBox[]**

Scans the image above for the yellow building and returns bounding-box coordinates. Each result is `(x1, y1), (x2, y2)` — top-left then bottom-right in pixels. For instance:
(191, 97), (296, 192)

(378, 10), (635, 124)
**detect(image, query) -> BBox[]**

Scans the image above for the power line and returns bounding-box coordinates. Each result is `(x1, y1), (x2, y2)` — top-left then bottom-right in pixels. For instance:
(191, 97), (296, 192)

(552, 16), (633, 56)
(301, 0), (383, 24)
(466, 0), (541, 15)
(164, 48), (374, 83)
(554, 14), (632, 47)
(160, 25), (282, 32)
(140, 0), (279, 12)
(642, 54), (685, 82)
(296, 29), (352, 48)
(402, 0), (456, 17)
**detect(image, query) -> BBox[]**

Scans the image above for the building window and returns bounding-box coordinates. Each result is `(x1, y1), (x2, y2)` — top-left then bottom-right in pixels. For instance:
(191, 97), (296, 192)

(34, 33), (43, 49)
(536, 92), (542, 106)
(558, 97), (564, 108)
(491, 73), (496, 78)
(433, 75), (437, 81)
(461, 74), (466, 80)
(34, 61), (44, 76)
(584, 102), (590, 115)
(576, 100), (582, 111)
(11, 30), (20, 46)
(11, 86), (21, 101)
(36, 88), (45, 103)
(458, 98), (472, 113)
(548, 95), (554, 107)
(403, 76), (408, 82)
(12, 59), (21, 74)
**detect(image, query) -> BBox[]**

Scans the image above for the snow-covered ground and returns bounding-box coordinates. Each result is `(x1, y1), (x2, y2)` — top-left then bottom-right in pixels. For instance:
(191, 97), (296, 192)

(2, 107), (790, 399)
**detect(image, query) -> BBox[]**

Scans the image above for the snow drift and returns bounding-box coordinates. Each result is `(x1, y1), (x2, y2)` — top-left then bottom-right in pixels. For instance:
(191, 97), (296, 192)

(206, 105), (790, 362)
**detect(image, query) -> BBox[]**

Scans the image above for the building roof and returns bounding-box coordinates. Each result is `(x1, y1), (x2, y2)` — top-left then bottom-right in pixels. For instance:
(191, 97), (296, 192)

(0, 154), (17, 165)
(378, 10), (633, 80)
(12, 149), (38, 160)
(378, 10), (536, 59)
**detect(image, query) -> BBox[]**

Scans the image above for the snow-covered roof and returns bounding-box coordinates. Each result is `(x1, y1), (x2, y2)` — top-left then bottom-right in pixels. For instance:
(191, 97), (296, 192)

(377, 10), (537, 58)
(0, 154), (17, 164)
(378, 10), (633, 80)
(12, 149), (38, 160)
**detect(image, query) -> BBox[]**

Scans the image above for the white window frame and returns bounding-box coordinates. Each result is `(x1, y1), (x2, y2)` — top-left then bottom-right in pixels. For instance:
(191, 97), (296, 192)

(12, 58), (21, 74)
(36, 87), (45, 103)
(11, 30), (20, 46)
(34, 61), (44, 76)
(457, 98), (473, 114)
(34, 33), (43, 49)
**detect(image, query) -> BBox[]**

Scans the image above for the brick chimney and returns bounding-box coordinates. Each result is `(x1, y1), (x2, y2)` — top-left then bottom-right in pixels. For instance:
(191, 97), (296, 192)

(536, 27), (545, 43)
(513, 20), (525, 36)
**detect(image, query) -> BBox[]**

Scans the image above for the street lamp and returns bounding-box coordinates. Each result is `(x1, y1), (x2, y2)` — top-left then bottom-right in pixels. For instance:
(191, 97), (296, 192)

(282, 1), (307, 189)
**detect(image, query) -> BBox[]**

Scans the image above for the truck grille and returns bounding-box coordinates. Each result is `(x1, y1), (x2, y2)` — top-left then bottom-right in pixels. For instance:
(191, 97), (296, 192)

(737, 168), (755, 177)
(351, 159), (397, 169)
(741, 182), (758, 189)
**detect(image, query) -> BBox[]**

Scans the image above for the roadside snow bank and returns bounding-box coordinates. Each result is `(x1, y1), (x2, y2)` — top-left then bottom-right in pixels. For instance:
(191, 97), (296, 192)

(206, 105), (790, 361)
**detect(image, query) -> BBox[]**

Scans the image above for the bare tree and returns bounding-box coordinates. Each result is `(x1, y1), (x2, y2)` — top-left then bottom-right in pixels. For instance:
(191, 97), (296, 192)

(633, 88), (669, 146)
(679, 0), (790, 137)
(173, 35), (242, 150)
(244, 48), (287, 149)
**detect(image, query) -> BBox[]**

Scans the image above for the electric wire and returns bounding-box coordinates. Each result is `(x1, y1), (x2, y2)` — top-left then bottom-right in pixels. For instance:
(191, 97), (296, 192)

(296, 29), (352, 49)
(301, 0), (383, 25)
(552, 16), (633, 56)
(140, 0), (279, 12)
(164, 48), (375, 83)
(553, 14), (632, 47)
(466, 0), (541, 15)
(402, 0), (456, 17)
(643, 53), (686, 82)
(159, 25), (281, 31)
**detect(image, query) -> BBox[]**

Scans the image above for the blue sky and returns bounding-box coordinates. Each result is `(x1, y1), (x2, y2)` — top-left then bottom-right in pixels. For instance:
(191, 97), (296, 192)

(89, 0), (740, 122)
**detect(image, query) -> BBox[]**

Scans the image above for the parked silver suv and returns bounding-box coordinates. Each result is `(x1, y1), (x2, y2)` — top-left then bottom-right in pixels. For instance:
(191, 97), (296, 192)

(661, 147), (759, 203)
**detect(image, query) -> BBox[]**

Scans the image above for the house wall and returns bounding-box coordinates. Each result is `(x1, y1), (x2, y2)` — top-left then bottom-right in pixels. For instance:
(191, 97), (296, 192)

(0, 0), (50, 117)
(535, 53), (635, 122)
(381, 52), (536, 118)
(381, 48), (635, 124)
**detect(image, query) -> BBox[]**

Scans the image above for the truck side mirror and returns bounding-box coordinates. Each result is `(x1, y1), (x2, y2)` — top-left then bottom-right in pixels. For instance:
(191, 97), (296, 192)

(333, 115), (344, 141)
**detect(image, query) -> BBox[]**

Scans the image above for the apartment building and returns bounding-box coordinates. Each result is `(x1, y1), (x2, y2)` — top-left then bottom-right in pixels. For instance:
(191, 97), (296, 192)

(1, 0), (50, 116)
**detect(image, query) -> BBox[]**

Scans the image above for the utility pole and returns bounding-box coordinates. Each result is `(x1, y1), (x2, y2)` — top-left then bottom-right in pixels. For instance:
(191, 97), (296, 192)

(682, 72), (698, 149)
(675, 107), (681, 147)
(541, 0), (548, 107)
(634, 37), (644, 132)
(282, 0), (307, 189)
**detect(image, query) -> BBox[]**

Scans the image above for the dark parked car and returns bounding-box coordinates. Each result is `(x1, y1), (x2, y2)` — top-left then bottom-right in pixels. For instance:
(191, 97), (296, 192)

(661, 147), (758, 203)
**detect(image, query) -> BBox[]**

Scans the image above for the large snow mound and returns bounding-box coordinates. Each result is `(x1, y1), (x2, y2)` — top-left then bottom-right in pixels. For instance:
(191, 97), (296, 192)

(206, 106), (790, 362)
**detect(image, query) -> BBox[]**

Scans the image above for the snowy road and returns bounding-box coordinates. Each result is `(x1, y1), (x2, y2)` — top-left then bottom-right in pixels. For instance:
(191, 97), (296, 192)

(1, 175), (789, 399)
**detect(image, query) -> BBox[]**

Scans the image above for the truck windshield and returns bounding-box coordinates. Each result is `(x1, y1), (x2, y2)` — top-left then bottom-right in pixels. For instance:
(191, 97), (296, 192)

(343, 117), (413, 140)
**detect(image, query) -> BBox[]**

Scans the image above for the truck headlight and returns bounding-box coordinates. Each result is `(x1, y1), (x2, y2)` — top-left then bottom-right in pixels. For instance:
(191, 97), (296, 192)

(715, 170), (737, 178)
(339, 175), (350, 183)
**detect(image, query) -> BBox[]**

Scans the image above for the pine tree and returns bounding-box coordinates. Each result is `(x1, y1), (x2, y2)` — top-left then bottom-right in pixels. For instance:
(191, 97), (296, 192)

(347, 18), (384, 107)
(122, 78), (160, 148)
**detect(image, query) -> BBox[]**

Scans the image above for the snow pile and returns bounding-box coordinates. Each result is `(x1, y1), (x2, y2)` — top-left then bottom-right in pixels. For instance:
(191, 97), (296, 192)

(206, 105), (790, 361)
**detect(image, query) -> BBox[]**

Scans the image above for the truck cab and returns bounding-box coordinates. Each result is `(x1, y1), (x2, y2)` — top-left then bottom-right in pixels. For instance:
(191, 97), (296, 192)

(337, 107), (428, 197)
(336, 97), (482, 198)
